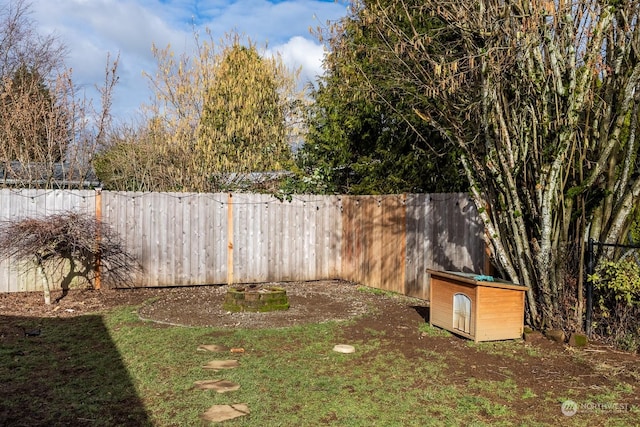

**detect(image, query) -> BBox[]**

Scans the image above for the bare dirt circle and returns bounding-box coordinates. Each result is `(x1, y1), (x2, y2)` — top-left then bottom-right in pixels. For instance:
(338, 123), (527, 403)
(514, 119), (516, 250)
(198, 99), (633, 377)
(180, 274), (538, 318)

(137, 280), (401, 329)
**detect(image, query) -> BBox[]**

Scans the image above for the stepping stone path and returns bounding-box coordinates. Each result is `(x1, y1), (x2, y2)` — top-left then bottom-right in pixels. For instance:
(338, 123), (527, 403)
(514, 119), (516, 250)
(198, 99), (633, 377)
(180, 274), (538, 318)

(194, 380), (241, 393)
(197, 344), (229, 352)
(197, 344), (248, 423)
(200, 404), (250, 423)
(202, 359), (240, 371)
(195, 342), (355, 423)
(333, 344), (356, 354)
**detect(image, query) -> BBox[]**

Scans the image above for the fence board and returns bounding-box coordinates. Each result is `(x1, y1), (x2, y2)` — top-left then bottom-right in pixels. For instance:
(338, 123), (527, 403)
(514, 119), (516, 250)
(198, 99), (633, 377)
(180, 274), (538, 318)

(405, 194), (428, 299)
(0, 190), (485, 299)
(102, 192), (229, 287)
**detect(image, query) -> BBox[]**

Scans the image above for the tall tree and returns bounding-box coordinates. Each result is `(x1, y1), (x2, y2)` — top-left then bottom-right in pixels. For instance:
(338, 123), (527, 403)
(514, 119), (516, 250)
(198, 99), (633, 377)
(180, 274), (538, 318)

(0, 0), (117, 189)
(0, 64), (65, 163)
(362, 0), (640, 328)
(297, 0), (465, 195)
(197, 42), (293, 181)
(97, 31), (302, 192)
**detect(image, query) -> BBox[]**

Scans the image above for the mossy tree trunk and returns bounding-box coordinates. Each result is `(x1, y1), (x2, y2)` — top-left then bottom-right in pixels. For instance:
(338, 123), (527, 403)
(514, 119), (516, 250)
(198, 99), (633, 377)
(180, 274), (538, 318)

(363, 0), (640, 328)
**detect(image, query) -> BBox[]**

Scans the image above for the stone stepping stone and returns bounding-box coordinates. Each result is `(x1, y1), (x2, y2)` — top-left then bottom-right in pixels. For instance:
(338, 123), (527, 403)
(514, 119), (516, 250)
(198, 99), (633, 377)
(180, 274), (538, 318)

(197, 344), (229, 353)
(202, 360), (240, 370)
(194, 379), (241, 393)
(200, 403), (249, 423)
(333, 344), (355, 354)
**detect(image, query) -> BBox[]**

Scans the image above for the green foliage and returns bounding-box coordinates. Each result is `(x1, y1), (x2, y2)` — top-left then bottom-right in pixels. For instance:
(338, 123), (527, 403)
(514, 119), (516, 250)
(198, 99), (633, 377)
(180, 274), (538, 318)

(293, 0), (466, 195)
(616, 333), (640, 353)
(418, 322), (452, 338)
(589, 258), (640, 350)
(93, 142), (171, 192)
(93, 126), (190, 192)
(590, 260), (640, 312)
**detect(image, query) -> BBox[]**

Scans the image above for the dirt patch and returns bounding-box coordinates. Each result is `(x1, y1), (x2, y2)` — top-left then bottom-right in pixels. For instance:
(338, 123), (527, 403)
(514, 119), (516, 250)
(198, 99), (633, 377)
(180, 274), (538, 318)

(138, 281), (386, 328)
(0, 281), (386, 328)
(1, 279), (639, 423)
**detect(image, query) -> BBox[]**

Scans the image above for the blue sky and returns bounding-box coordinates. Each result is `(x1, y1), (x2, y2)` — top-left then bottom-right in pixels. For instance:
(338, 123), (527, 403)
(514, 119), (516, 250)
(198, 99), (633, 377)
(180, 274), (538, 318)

(30, 0), (348, 120)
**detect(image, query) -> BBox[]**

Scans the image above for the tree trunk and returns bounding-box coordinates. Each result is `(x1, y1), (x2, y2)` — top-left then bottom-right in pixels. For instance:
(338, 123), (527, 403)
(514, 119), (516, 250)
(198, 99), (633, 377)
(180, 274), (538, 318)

(35, 257), (51, 305)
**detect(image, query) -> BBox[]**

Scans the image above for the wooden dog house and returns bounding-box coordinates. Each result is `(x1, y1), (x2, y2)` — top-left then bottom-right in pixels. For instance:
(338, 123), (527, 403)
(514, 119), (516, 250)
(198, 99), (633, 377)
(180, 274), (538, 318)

(428, 270), (527, 342)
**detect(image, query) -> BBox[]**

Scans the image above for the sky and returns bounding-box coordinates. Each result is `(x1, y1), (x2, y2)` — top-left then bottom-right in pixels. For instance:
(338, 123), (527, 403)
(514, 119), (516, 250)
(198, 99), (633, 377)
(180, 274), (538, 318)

(29, 0), (348, 121)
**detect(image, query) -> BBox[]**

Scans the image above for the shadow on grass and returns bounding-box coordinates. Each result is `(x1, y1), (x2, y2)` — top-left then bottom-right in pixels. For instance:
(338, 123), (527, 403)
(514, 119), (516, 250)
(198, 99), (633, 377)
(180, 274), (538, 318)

(0, 314), (150, 427)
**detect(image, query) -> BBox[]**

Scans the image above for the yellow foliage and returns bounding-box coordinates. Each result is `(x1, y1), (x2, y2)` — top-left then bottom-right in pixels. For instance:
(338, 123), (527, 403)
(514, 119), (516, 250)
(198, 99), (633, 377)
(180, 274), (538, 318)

(136, 30), (306, 192)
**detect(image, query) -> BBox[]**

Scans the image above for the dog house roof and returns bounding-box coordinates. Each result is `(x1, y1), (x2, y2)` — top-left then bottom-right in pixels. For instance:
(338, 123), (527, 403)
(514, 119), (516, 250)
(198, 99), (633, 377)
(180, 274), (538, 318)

(428, 270), (529, 291)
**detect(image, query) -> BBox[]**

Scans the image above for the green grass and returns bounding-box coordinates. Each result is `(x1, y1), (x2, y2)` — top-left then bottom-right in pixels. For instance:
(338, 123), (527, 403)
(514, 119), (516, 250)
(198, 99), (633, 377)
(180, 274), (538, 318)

(1, 305), (638, 426)
(418, 322), (452, 338)
(357, 286), (394, 296)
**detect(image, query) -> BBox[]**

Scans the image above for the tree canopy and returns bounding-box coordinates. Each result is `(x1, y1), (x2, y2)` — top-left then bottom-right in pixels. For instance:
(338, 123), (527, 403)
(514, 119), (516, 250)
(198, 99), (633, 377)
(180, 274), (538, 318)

(0, 64), (65, 164)
(295, 0), (465, 195)
(0, 0), (117, 189)
(96, 32), (302, 192)
(197, 43), (292, 179)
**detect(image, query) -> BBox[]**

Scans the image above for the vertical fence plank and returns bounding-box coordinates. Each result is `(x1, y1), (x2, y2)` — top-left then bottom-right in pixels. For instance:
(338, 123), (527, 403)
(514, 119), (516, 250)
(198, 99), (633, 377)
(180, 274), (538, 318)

(405, 194), (429, 299)
(227, 193), (234, 284)
(341, 197), (353, 282)
(95, 189), (102, 290)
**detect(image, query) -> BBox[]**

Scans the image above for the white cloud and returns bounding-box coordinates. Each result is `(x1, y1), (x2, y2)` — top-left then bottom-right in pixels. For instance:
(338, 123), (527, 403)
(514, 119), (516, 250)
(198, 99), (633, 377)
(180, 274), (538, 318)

(268, 36), (326, 86)
(29, 0), (347, 119)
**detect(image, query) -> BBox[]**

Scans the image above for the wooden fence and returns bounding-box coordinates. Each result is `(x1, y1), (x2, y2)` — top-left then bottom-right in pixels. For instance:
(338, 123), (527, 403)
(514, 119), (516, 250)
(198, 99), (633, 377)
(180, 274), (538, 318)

(0, 189), (486, 299)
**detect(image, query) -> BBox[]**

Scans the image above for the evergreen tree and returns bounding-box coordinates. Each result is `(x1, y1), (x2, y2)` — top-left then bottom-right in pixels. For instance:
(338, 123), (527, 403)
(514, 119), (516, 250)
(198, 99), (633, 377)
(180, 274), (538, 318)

(0, 64), (65, 163)
(297, 0), (465, 195)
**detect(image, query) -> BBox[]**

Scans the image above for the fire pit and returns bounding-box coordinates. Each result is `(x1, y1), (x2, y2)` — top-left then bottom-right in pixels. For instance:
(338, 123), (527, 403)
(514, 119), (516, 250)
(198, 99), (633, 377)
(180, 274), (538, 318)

(223, 285), (290, 313)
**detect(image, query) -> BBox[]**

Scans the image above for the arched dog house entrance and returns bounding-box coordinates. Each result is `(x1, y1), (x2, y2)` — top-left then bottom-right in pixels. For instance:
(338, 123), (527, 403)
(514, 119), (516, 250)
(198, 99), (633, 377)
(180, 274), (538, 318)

(453, 293), (472, 334)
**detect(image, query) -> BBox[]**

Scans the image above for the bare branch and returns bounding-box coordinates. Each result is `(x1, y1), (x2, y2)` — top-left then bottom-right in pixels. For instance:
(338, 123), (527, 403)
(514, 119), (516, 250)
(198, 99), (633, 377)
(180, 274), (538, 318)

(0, 212), (140, 297)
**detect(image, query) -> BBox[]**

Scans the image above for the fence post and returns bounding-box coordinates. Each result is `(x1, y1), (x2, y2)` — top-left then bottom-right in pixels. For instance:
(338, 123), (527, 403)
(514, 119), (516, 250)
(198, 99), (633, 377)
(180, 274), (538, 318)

(585, 238), (595, 337)
(227, 193), (234, 285)
(94, 188), (102, 290)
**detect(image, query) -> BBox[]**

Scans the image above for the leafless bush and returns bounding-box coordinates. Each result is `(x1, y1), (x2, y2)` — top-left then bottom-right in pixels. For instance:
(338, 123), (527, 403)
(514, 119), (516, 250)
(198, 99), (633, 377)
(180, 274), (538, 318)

(0, 211), (139, 303)
(0, 1), (119, 189)
(0, 0), (67, 79)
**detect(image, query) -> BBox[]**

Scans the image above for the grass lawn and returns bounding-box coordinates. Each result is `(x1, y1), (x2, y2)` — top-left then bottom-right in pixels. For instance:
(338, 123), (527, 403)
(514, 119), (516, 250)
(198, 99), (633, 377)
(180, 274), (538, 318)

(1, 302), (639, 426)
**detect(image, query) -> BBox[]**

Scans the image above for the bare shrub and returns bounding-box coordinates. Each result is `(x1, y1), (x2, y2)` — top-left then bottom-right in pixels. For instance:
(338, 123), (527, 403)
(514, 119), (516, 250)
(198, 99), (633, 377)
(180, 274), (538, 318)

(0, 1), (119, 189)
(0, 211), (139, 304)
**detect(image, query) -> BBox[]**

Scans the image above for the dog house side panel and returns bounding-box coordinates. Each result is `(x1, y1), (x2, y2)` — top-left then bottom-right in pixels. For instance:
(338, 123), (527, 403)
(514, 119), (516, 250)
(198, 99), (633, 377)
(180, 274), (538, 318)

(475, 286), (525, 341)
